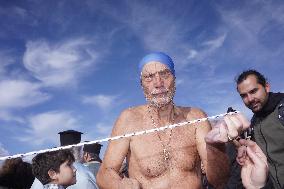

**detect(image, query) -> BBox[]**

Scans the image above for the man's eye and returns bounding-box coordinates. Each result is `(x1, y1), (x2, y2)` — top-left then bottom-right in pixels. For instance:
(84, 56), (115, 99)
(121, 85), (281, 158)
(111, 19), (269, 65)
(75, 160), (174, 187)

(240, 94), (246, 98)
(144, 74), (154, 79)
(251, 89), (258, 94)
(160, 71), (169, 76)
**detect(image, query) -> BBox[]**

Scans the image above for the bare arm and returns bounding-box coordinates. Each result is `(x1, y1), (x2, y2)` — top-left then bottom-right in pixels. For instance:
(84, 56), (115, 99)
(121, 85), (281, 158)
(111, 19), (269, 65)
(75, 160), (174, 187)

(193, 109), (230, 189)
(96, 109), (140, 189)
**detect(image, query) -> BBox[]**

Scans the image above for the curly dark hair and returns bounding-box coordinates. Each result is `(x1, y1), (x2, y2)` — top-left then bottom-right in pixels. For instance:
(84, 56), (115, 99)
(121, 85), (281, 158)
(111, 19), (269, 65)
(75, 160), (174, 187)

(0, 158), (34, 189)
(235, 69), (267, 87)
(32, 149), (75, 185)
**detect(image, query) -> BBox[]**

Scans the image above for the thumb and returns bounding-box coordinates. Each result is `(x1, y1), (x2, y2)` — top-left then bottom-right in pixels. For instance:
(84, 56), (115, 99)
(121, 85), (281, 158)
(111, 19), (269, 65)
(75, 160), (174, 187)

(236, 113), (251, 131)
(246, 146), (263, 166)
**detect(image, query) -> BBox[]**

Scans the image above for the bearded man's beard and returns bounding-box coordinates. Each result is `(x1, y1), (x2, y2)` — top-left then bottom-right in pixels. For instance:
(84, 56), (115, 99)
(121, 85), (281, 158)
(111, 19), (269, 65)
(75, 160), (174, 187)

(143, 83), (176, 108)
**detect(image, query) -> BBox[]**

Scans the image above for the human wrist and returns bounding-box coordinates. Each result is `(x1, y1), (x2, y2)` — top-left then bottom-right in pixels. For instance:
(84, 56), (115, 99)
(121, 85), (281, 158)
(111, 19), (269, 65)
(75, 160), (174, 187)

(258, 176), (272, 189)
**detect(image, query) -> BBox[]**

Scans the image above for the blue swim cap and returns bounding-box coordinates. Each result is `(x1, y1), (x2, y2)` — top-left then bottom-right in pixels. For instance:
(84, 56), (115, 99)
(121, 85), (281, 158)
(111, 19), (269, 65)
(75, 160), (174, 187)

(139, 52), (175, 76)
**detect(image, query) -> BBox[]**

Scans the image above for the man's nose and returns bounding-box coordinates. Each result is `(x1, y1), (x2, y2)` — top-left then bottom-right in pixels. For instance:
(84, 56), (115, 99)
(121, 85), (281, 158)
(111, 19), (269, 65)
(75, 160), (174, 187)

(153, 73), (164, 87)
(247, 94), (254, 102)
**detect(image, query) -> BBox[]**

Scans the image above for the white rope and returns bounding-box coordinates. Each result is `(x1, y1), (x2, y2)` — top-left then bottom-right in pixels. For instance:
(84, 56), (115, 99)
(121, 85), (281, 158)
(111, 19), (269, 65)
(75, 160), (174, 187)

(0, 111), (239, 161)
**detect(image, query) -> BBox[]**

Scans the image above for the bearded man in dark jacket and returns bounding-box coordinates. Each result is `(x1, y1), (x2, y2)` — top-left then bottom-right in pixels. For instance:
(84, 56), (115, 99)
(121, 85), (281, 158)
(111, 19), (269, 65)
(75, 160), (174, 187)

(236, 69), (284, 189)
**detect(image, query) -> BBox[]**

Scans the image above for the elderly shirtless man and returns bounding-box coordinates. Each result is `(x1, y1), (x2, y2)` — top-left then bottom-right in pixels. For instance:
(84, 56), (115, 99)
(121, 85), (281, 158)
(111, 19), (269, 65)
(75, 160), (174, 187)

(97, 52), (249, 189)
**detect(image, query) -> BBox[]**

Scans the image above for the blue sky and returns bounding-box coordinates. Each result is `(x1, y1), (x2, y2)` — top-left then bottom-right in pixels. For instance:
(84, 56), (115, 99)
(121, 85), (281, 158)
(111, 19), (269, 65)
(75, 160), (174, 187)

(0, 0), (284, 161)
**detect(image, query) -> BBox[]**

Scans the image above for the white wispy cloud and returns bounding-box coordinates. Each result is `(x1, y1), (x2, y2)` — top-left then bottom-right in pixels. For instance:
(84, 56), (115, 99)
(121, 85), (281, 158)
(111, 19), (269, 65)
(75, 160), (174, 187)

(0, 143), (9, 157)
(82, 121), (113, 142)
(186, 49), (198, 60)
(0, 51), (15, 77)
(175, 78), (184, 86)
(0, 6), (28, 19)
(0, 6), (37, 39)
(95, 1), (227, 69)
(123, 3), (197, 67)
(82, 94), (118, 111)
(187, 33), (227, 63)
(0, 111), (25, 123)
(23, 38), (99, 87)
(269, 2), (284, 24)
(94, 122), (113, 136)
(202, 34), (226, 50)
(20, 111), (81, 146)
(0, 80), (50, 110)
(216, 1), (284, 65)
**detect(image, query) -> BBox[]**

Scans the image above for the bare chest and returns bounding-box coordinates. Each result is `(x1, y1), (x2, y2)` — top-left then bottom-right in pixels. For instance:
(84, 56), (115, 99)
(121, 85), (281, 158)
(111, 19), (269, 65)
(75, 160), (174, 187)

(129, 125), (199, 178)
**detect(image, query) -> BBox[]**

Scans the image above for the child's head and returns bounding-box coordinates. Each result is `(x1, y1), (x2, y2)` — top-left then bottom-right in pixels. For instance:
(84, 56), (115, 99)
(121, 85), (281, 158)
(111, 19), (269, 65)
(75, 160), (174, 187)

(0, 157), (35, 188)
(32, 149), (76, 186)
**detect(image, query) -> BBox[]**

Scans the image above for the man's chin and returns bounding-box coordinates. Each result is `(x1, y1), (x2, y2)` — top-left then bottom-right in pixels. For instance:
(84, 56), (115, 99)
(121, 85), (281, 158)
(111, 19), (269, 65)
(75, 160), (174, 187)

(250, 106), (262, 113)
(149, 99), (172, 108)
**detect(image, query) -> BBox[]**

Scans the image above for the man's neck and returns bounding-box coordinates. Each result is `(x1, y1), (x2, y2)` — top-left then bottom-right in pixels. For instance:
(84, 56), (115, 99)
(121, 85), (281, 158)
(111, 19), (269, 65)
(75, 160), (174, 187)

(255, 92), (284, 117)
(149, 102), (175, 124)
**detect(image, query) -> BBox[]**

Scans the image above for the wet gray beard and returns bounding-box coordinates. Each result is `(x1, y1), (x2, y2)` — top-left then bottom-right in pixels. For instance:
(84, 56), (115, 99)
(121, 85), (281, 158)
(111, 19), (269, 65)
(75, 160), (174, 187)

(147, 90), (175, 108)
(142, 80), (176, 108)
(148, 96), (169, 108)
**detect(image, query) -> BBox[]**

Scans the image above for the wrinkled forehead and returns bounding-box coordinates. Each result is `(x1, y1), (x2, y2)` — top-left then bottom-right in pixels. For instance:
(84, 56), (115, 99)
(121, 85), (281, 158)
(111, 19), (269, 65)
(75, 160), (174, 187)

(238, 75), (258, 87)
(141, 61), (170, 75)
(139, 52), (175, 76)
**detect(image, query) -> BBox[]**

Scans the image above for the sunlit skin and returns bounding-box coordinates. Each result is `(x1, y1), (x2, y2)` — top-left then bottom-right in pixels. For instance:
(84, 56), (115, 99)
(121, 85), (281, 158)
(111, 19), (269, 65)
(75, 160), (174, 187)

(49, 160), (77, 187)
(97, 61), (230, 189)
(141, 62), (176, 108)
(237, 139), (268, 189)
(237, 75), (270, 113)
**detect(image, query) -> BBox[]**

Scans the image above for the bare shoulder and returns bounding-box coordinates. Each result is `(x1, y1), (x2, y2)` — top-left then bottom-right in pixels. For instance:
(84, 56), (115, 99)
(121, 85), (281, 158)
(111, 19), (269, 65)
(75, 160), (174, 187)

(118, 105), (145, 122)
(177, 106), (210, 134)
(177, 106), (207, 120)
(190, 107), (207, 118)
(112, 105), (146, 135)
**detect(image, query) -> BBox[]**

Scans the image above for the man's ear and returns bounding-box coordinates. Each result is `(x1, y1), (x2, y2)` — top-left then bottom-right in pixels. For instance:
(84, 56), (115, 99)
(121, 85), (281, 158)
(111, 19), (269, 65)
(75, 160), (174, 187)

(265, 83), (270, 93)
(48, 169), (58, 180)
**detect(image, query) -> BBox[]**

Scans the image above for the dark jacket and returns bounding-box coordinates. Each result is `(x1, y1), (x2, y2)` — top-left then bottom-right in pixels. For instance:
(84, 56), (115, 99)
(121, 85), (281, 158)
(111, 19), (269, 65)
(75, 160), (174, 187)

(251, 92), (284, 189)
